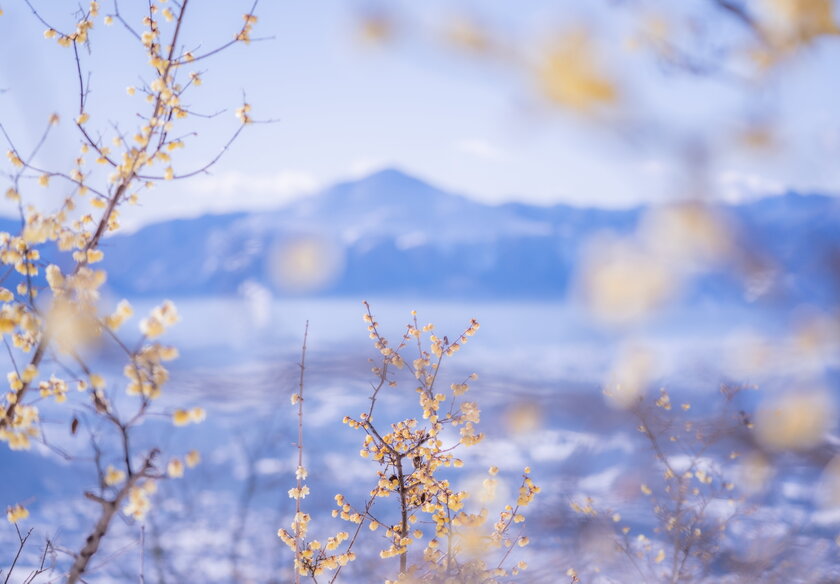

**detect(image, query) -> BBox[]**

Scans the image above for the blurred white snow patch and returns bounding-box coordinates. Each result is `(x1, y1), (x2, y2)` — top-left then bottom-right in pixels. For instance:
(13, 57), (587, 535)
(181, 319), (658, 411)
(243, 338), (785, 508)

(812, 507), (840, 526)
(324, 453), (371, 483)
(781, 481), (813, 502)
(255, 457), (285, 475)
(579, 465), (621, 492)
(529, 429), (634, 464)
(238, 279), (273, 329)
(307, 386), (366, 428)
(461, 437), (526, 470)
(530, 431), (579, 462)
(665, 455), (720, 476)
(170, 526), (231, 552)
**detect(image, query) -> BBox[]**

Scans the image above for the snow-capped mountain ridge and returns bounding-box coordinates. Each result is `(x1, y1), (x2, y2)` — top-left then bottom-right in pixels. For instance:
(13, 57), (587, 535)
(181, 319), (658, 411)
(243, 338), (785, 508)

(90, 169), (839, 301)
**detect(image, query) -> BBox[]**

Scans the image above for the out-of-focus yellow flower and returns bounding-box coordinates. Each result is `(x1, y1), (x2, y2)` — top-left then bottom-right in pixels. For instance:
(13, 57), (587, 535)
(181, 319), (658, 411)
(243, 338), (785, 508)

(105, 465), (126, 486)
(638, 202), (731, 271)
(755, 388), (834, 451)
(172, 409), (190, 426)
(580, 235), (673, 325)
(763, 0), (838, 43)
(167, 458), (184, 478)
(124, 485), (151, 519)
(654, 549), (666, 563)
(443, 17), (492, 54)
(356, 9), (394, 45)
(536, 30), (619, 113)
(185, 450), (201, 468)
(503, 401), (543, 434)
(6, 504), (28, 523)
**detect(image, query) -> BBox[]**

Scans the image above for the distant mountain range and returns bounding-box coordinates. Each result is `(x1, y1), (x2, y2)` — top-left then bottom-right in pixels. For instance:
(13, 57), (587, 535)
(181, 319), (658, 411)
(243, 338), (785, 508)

(7, 168), (840, 304)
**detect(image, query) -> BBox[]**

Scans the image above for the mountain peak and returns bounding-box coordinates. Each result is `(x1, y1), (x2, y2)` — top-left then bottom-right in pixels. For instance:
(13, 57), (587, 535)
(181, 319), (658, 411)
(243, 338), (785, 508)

(323, 167), (454, 210)
(350, 167), (434, 192)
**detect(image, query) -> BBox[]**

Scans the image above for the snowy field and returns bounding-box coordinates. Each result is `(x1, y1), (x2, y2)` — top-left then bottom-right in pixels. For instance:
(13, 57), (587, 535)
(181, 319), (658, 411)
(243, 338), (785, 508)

(3, 297), (839, 583)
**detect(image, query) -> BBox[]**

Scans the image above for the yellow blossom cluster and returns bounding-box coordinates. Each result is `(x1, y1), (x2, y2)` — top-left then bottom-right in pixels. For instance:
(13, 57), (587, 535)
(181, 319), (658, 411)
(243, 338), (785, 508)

(104, 466), (126, 486)
(124, 480), (156, 520)
(42, 2), (97, 47)
(103, 299), (134, 330)
(0, 299), (40, 354)
(277, 501), (357, 576)
(236, 13), (258, 44)
(6, 504), (29, 523)
(0, 398), (39, 450)
(235, 103), (253, 124)
(38, 374), (69, 403)
(172, 406), (205, 426)
(139, 300), (179, 339)
(124, 340), (179, 399)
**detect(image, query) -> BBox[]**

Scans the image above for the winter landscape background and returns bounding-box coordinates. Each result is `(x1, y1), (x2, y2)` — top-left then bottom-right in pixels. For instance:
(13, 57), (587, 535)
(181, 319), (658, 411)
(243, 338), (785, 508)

(2, 167), (839, 581)
(3, 1), (840, 582)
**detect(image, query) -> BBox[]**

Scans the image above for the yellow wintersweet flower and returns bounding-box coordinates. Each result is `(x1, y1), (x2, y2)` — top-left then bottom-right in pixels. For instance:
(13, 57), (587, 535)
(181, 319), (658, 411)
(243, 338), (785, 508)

(167, 458), (184, 478)
(755, 389), (834, 451)
(536, 30), (618, 113)
(105, 465), (126, 486)
(288, 486), (310, 500)
(124, 486), (151, 520)
(6, 504), (28, 523)
(172, 409), (190, 426)
(89, 374), (105, 390)
(185, 450), (201, 468)
(654, 549), (666, 563)
(140, 316), (164, 338)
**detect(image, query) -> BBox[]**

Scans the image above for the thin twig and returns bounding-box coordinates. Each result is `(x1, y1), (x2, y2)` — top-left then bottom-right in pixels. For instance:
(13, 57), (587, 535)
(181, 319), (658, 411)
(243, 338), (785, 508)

(292, 320), (309, 584)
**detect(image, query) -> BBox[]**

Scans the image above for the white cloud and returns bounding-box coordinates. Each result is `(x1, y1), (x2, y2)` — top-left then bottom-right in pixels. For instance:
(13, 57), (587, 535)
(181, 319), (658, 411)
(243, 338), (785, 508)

(190, 169), (319, 201)
(117, 169), (321, 232)
(455, 138), (505, 161)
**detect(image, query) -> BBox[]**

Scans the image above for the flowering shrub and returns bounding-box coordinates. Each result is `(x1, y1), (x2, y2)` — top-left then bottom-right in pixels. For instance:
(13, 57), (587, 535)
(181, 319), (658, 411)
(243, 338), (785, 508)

(278, 304), (539, 583)
(0, 1), (256, 580)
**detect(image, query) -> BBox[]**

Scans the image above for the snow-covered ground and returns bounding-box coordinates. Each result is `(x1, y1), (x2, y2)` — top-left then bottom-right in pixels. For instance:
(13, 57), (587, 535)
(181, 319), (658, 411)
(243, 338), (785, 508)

(3, 298), (839, 582)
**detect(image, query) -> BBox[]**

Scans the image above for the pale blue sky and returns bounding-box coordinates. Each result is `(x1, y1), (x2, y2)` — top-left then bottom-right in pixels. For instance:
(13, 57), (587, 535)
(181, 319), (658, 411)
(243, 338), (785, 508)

(1, 1), (839, 229)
